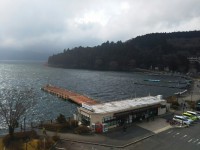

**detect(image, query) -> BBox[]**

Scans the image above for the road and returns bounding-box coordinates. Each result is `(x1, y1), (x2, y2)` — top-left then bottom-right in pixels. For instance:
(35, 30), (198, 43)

(182, 79), (200, 102)
(128, 121), (200, 150)
(55, 121), (200, 150)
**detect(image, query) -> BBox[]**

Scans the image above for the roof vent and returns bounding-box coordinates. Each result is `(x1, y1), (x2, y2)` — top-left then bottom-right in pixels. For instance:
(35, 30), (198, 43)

(157, 95), (163, 100)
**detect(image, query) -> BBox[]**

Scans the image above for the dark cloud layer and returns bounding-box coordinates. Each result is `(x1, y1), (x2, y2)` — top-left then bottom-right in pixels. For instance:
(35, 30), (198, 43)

(0, 0), (200, 60)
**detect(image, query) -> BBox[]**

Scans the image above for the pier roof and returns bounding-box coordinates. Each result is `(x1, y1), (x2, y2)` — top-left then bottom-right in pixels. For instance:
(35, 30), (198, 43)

(85, 96), (165, 114)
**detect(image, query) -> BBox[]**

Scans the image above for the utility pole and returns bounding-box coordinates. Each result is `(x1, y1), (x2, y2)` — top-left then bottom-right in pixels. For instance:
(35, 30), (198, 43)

(24, 117), (26, 132)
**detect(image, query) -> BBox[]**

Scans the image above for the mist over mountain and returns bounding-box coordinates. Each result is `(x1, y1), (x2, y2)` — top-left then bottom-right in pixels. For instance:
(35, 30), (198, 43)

(0, 50), (50, 61)
(48, 31), (200, 72)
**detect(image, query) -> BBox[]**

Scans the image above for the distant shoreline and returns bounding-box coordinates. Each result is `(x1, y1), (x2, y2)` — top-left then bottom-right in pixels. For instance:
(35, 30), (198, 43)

(47, 64), (189, 76)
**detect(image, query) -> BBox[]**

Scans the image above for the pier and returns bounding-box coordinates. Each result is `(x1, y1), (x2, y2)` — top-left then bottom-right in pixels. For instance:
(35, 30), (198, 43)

(41, 84), (99, 105)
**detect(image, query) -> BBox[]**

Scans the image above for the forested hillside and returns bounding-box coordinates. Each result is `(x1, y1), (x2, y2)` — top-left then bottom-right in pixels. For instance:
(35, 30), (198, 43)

(48, 31), (200, 72)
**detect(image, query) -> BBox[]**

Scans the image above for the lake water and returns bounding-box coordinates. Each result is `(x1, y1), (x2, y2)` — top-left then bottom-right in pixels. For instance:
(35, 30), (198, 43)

(0, 61), (187, 132)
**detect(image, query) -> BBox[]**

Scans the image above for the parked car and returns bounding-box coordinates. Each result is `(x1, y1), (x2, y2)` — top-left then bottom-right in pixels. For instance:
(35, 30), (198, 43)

(173, 115), (192, 126)
(196, 102), (200, 111)
(195, 111), (200, 115)
(182, 112), (198, 121)
(186, 111), (200, 119)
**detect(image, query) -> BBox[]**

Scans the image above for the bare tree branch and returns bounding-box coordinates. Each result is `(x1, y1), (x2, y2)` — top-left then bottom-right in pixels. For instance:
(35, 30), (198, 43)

(0, 88), (36, 136)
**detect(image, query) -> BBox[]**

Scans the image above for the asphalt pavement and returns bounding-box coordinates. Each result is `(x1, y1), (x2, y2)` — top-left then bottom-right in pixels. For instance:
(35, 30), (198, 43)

(128, 120), (200, 150)
(48, 123), (154, 147)
(54, 119), (200, 150)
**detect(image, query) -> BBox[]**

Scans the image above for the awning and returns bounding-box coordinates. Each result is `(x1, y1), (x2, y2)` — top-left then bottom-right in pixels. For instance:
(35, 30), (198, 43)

(80, 110), (90, 118)
(114, 104), (160, 117)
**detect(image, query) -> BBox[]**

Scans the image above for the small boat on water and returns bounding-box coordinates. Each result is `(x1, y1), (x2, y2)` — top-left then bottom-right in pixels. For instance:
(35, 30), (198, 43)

(174, 90), (188, 95)
(144, 79), (160, 82)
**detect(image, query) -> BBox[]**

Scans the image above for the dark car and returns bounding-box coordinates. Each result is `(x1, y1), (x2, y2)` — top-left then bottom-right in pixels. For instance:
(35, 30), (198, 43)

(196, 100), (200, 111)
(196, 102), (200, 111)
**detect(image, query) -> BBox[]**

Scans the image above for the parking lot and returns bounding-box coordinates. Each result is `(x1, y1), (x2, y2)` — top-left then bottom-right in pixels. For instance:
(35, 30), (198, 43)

(53, 111), (200, 150)
(129, 119), (200, 150)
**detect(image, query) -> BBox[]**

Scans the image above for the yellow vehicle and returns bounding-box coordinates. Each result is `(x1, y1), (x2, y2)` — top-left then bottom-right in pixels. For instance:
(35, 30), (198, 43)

(182, 112), (198, 121)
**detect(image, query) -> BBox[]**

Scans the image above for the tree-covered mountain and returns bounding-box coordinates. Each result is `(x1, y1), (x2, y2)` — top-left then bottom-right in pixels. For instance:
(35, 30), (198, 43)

(48, 31), (200, 72)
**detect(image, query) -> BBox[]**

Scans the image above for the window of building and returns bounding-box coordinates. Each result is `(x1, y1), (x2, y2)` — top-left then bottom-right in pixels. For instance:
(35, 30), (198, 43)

(161, 105), (166, 109)
(102, 116), (117, 127)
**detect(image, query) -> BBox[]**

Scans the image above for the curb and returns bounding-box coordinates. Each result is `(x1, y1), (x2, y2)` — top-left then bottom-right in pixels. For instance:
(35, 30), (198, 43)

(50, 139), (62, 150)
(121, 133), (155, 148)
(57, 133), (155, 148)
(173, 125), (188, 128)
(154, 125), (172, 133)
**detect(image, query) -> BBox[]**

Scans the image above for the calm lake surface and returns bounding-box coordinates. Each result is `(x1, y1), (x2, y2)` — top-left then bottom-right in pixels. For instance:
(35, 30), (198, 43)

(0, 61), (187, 131)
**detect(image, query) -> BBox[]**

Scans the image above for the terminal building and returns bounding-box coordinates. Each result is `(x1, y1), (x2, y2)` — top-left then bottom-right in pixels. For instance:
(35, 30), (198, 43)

(77, 95), (167, 133)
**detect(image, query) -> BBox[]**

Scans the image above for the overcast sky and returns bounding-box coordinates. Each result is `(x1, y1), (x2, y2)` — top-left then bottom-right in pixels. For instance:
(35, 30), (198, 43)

(0, 0), (200, 60)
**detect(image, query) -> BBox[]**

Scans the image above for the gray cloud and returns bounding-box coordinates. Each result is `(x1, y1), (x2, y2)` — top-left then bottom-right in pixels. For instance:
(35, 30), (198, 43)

(0, 0), (200, 60)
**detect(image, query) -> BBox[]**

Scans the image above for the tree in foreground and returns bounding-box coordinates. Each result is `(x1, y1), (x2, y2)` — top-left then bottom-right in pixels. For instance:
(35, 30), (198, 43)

(0, 88), (36, 137)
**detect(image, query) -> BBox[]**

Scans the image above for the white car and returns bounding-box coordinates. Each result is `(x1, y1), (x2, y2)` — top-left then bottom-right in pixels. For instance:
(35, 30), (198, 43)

(186, 111), (200, 119)
(182, 115), (194, 123)
(173, 115), (192, 126)
(195, 111), (200, 115)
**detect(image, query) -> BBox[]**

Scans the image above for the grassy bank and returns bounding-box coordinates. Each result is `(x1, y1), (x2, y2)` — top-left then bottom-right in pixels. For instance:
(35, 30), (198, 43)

(0, 130), (59, 150)
(0, 137), (39, 150)
(0, 138), (3, 150)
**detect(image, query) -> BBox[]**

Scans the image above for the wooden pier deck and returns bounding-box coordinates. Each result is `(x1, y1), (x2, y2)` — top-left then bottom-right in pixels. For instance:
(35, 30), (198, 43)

(41, 84), (99, 105)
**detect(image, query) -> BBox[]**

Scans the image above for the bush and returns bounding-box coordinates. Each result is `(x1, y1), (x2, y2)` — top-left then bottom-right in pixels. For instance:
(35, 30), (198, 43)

(3, 137), (23, 150)
(2, 135), (12, 147)
(171, 102), (180, 110)
(56, 114), (67, 124)
(37, 137), (54, 149)
(43, 123), (69, 132)
(52, 135), (60, 142)
(70, 120), (78, 128)
(43, 119), (79, 132)
(186, 100), (196, 110)
(167, 96), (180, 110)
(28, 139), (39, 150)
(166, 96), (177, 103)
(74, 125), (91, 134)
(14, 130), (39, 139)
(2, 130), (39, 148)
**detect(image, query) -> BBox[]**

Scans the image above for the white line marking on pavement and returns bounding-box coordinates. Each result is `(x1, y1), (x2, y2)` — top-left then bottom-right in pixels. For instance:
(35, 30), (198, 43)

(193, 139), (199, 143)
(188, 139), (193, 142)
(197, 142), (200, 145)
(172, 132), (180, 138)
(55, 147), (66, 150)
(180, 134), (187, 139)
(167, 130), (173, 134)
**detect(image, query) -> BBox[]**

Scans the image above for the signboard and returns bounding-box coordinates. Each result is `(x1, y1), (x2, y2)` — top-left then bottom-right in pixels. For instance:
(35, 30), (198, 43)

(82, 103), (94, 112)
